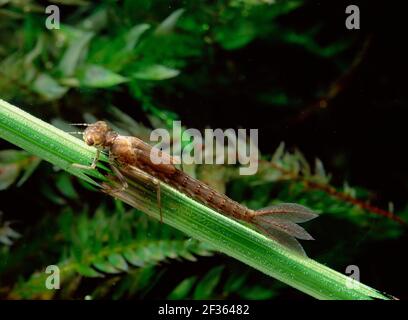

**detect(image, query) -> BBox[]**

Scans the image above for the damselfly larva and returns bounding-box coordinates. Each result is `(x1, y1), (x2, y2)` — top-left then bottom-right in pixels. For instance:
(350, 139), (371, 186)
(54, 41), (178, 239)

(73, 121), (318, 256)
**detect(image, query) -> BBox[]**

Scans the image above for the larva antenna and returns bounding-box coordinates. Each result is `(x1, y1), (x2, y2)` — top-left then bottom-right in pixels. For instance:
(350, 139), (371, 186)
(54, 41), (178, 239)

(69, 123), (91, 127)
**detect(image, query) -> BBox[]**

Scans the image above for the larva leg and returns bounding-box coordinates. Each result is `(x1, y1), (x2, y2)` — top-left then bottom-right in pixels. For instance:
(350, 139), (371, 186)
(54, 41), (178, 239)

(180, 154), (184, 172)
(157, 181), (162, 223)
(109, 164), (129, 192)
(122, 165), (163, 223)
(72, 149), (101, 170)
(102, 153), (128, 194)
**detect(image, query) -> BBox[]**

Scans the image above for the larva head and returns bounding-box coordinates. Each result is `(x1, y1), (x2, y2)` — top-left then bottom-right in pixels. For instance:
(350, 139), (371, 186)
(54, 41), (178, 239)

(83, 121), (116, 148)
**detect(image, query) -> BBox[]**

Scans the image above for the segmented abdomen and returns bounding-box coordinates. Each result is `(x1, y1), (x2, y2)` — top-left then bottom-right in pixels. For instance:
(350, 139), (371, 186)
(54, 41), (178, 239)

(122, 145), (254, 221)
(140, 164), (254, 220)
(164, 170), (254, 220)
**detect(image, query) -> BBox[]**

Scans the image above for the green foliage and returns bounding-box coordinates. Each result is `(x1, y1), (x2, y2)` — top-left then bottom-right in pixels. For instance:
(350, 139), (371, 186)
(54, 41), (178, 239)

(0, 0), (405, 300)
(0, 0), (352, 115)
(0, 149), (41, 190)
(7, 205), (215, 299)
(0, 212), (21, 246)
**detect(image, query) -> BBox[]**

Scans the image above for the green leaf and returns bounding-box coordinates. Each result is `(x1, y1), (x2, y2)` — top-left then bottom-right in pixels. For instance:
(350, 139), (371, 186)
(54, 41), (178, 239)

(0, 151), (33, 190)
(79, 64), (129, 88)
(193, 266), (224, 299)
(223, 271), (249, 294)
(123, 249), (145, 267)
(40, 183), (66, 205)
(168, 276), (197, 299)
(16, 156), (41, 187)
(144, 243), (166, 261)
(75, 263), (103, 278)
(0, 150), (29, 163)
(55, 173), (79, 199)
(93, 259), (121, 274)
(108, 253), (129, 272)
(124, 24), (151, 51)
(155, 8), (185, 35)
(241, 285), (276, 300)
(77, 178), (99, 192)
(58, 27), (94, 77)
(215, 21), (257, 50)
(32, 73), (68, 100)
(0, 163), (19, 190)
(132, 64), (180, 81)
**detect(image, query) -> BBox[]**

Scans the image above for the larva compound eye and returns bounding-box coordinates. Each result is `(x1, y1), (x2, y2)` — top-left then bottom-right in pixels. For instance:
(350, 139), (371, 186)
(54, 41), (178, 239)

(85, 136), (94, 146)
(83, 121), (111, 148)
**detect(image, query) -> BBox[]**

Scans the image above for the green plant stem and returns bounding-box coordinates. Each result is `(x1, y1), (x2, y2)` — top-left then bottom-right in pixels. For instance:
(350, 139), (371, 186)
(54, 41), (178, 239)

(0, 98), (394, 300)
(0, 99), (107, 185)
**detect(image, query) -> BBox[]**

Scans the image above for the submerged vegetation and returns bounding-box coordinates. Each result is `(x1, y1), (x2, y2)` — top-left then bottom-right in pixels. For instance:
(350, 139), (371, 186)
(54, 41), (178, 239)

(0, 0), (407, 299)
